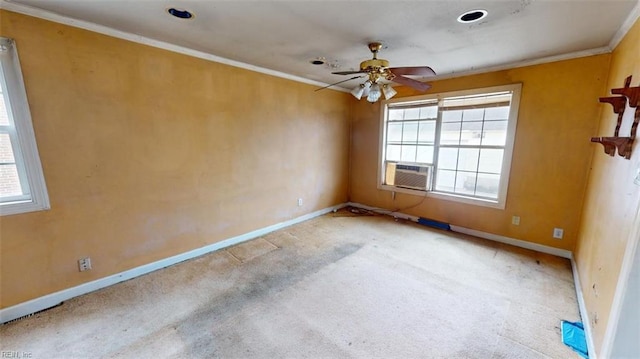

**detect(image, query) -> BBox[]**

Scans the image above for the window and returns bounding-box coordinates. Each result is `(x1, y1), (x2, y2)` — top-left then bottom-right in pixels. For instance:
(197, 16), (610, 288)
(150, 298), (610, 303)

(0, 37), (49, 216)
(379, 84), (521, 209)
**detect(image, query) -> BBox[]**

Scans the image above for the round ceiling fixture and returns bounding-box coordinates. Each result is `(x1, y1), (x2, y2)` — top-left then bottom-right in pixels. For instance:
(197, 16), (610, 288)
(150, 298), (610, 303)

(167, 8), (194, 19)
(310, 57), (326, 65)
(457, 9), (488, 23)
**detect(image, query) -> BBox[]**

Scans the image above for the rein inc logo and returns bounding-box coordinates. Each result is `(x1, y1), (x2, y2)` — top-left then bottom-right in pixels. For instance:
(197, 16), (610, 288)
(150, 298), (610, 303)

(1, 352), (32, 358)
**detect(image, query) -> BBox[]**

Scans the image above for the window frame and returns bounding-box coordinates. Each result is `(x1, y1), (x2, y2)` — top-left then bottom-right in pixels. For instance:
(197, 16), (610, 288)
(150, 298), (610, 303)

(377, 83), (522, 209)
(0, 37), (49, 216)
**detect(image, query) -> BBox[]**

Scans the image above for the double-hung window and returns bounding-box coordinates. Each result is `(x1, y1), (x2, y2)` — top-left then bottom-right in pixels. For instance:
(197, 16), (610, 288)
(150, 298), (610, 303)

(0, 37), (49, 216)
(379, 84), (521, 209)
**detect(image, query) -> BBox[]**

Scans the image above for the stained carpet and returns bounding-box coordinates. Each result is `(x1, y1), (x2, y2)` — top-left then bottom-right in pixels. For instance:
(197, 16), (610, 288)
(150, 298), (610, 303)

(0, 210), (581, 358)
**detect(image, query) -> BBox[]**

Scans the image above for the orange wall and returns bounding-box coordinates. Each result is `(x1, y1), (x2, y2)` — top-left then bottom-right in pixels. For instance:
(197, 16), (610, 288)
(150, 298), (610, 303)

(575, 18), (640, 356)
(351, 55), (610, 251)
(0, 11), (350, 308)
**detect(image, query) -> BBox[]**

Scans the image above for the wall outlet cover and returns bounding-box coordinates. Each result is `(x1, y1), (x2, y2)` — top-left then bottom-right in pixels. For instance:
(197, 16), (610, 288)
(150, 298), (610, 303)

(78, 257), (92, 272)
(553, 228), (564, 239)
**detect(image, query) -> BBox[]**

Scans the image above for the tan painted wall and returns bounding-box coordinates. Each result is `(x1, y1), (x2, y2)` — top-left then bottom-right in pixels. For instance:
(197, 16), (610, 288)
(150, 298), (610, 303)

(0, 11), (350, 308)
(350, 55), (611, 251)
(576, 18), (640, 356)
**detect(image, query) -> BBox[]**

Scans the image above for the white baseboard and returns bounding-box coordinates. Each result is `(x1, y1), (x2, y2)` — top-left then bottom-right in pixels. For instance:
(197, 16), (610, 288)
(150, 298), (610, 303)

(347, 202), (572, 259)
(0, 203), (347, 324)
(571, 256), (598, 359)
(346, 202), (421, 222)
(347, 202), (597, 355)
(449, 226), (573, 259)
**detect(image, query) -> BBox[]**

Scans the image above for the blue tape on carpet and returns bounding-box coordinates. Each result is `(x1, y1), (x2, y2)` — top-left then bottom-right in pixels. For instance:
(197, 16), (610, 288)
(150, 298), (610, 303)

(561, 320), (588, 358)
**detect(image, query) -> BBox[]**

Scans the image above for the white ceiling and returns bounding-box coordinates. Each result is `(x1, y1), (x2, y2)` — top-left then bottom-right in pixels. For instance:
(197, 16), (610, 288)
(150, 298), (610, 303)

(3, 0), (639, 91)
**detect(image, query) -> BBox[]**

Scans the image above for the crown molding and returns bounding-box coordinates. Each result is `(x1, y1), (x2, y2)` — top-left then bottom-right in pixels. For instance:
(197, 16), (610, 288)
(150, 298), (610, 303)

(428, 46), (612, 83)
(0, 0), (632, 92)
(609, 0), (640, 50)
(0, 0), (349, 93)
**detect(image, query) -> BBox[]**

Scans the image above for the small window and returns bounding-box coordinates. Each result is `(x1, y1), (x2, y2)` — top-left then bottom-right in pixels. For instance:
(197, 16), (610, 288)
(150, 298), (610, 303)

(0, 37), (49, 216)
(379, 84), (521, 209)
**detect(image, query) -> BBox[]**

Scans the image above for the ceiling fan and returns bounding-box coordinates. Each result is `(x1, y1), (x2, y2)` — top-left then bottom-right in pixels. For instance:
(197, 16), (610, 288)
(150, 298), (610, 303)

(330, 42), (436, 102)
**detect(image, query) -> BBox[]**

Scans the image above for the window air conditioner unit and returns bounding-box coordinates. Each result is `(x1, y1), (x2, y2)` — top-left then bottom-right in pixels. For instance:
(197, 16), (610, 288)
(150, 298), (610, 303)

(387, 162), (432, 191)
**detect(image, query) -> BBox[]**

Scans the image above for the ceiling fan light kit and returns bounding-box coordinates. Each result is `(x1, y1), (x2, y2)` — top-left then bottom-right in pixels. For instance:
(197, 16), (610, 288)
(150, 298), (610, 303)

(350, 80), (396, 102)
(350, 81), (370, 100)
(382, 84), (397, 100)
(333, 42), (436, 103)
(367, 83), (382, 103)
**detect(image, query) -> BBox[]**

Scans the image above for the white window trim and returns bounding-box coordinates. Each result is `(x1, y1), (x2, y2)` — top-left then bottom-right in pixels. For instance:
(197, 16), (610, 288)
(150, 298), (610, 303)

(0, 37), (50, 216)
(377, 83), (522, 210)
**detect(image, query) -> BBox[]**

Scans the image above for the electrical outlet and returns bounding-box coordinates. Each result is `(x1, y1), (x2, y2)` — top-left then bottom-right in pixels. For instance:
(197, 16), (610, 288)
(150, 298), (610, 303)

(297, 198), (303, 207)
(553, 228), (564, 239)
(78, 257), (92, 272)
(512, 216), (520, 225)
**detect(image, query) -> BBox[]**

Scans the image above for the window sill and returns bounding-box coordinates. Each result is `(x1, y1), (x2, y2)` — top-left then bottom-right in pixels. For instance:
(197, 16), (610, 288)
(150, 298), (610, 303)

(378, 184), (506, 209)
(0, 199), (50, 216)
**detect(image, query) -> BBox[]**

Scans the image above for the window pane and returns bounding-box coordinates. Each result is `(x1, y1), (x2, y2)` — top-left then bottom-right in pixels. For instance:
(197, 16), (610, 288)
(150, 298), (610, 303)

(476, 173), (501, 198)
(400, 145), (417, 162)
(458, 148), (479, 172)
(0, 133), (16, 162)
(403, 108), (420, 120)
(386, 144), (401, 161)
(419, 106), (437, 119)
(402, 122), (419, 143)
(416, 145), (434, 163)
(0, 38), (50, 214)
(387, 123), (403, 143)
(438, 148), (458, 170)
(478, 149), (504, 174)
(440, 122), (461, 145)
(0, 93), (9, 126)
(462, 108), (484, 121)
(442, 110), (462, 122)
(481, 120), (508, 146)
(456, 171), (476, 195)
(435, 169), (455, 192)
(460, 121), (483, 145)
(485, 106), (510, 121)
(418, 121), (435, 144)
(0, 164), (23, 198)
(388, 109), (404, 122)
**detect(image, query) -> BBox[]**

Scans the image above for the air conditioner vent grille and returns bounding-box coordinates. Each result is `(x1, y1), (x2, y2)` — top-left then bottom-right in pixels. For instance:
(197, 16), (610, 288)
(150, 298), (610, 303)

(387, 162), (432, 191)
(395, 171), (429, 189)
(397, 164), (424, 172)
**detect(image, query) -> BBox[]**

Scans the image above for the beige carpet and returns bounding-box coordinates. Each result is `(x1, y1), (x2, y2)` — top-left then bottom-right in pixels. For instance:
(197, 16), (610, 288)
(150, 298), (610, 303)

(0, 209), (582, 358)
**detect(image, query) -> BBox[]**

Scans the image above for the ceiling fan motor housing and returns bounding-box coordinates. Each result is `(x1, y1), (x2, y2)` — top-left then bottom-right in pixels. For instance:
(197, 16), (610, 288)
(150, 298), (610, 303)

(360, 41), (390, 78)
(359, 58), (389, 72)
(330, 41), (432, 91)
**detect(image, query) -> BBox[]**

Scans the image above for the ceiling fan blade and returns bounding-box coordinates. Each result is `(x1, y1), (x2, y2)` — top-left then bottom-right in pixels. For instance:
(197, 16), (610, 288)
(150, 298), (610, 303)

(388, 66), (436, 77)
(332, 70), (367, 75)
(390, 74), (432, 92)
(314, 75), (364, 92)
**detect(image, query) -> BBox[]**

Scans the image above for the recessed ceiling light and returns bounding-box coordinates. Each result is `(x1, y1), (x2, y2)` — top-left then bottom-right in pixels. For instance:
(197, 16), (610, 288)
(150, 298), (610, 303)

(310, 57), (326, 65)
(457, 9), (488, 23)
(167, 8), (194, 19)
